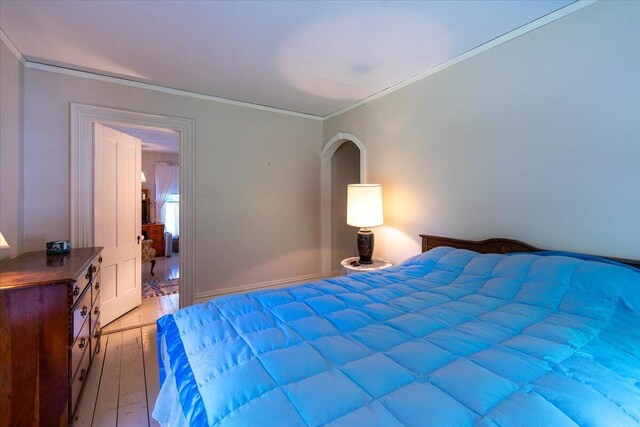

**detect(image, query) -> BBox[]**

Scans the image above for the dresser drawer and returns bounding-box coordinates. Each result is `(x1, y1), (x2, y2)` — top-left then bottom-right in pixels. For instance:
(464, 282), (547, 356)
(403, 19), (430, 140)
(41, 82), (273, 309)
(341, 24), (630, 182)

(72, 287), (91, 340)
(71, 270), (91, 307)
(71, 256), (101, 306)
(91, 294), (101, 335)
(70, 316), (90, 378)
(91, 329), (102, 359)
(147, 228), (163, 237)
(70, 348), (91, 417)
(92, 270), (101, 305)
(147, 235), (163, 246)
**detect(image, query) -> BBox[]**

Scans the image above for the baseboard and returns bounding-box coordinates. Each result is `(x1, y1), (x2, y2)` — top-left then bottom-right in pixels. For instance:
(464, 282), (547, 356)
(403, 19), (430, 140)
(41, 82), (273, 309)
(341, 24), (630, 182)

(193, 272), (326, 304)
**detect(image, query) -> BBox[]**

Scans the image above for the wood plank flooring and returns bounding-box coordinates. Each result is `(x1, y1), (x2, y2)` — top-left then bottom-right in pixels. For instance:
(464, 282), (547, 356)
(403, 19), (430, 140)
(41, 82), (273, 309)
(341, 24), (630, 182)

(101, 294), (178, 334)
(73, 325), (163, 427)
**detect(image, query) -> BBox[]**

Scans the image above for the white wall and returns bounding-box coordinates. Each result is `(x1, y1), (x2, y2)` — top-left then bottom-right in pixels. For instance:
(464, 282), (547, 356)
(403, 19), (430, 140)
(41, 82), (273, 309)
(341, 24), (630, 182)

(0, 38), (23, 259)
(324, 1), (640, 263)
(331, 141), (360, 271)
(21, 67), (323, 298)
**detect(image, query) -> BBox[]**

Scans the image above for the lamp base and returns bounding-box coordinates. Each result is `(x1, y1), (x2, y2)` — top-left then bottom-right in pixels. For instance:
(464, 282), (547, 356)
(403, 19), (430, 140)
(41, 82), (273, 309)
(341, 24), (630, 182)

(356, 229), (374, 264)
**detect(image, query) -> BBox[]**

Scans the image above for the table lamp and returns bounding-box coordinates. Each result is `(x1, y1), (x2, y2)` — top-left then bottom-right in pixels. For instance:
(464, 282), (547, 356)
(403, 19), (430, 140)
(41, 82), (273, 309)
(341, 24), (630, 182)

(347, 184), (383, 264)
(0, 232), (9, 249)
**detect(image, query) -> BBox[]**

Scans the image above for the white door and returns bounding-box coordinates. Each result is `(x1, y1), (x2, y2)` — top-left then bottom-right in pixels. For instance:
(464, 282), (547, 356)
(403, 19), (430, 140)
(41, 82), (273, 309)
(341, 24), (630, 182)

(94, 123), (142, 325)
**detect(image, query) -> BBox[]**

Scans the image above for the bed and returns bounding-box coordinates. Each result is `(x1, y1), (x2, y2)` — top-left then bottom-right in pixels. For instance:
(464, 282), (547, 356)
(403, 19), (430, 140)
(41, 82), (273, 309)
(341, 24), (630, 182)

(153, 235), (640, 426)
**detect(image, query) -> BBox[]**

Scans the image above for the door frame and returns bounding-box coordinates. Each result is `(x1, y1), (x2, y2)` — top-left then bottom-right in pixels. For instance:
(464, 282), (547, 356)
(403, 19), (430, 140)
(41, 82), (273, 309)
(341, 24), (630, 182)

(320, 132), (366, 277)
(70, 103), (195, 308)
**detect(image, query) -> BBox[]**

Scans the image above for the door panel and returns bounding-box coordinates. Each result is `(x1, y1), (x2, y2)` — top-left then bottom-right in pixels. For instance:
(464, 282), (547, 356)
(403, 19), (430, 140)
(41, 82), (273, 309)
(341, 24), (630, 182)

(100, 264), (117, 302)
(117, 257), (137, 295)
(117, 141), (137, 246)
(103, 140), (118, 249)
(94, 123), (142, 325)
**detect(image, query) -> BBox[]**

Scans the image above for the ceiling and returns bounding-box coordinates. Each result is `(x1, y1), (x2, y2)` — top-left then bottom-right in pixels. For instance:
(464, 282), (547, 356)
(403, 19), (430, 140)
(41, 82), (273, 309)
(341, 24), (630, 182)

(108, 125), (179, 153)
(1, 0), (573, 117)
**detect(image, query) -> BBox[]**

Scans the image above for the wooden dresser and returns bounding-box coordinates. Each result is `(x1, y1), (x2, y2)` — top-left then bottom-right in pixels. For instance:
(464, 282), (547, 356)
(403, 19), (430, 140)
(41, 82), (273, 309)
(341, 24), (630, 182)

(0, 247), (103, 426)
(141, 223), (165, 256)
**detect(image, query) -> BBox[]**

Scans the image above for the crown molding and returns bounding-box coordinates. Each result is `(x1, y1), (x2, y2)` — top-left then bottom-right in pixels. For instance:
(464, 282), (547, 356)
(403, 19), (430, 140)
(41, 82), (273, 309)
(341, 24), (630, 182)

(1, 25), (322, 120)
(2, 0), (596, 122)
(27, 61), (323, 120)
(0, 28), (26, 66)
(323, 0), (597, 120)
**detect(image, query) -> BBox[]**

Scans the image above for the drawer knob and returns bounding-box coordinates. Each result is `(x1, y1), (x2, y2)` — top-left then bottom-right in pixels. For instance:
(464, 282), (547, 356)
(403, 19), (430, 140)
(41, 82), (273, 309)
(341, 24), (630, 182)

(79, 337), (86, 349)
(92, 265), (97, 273)
(81, 306), (88, 317)
(98, 256), (103, 263)
(94, 281), (100, 291)
(72, 286), (80, 296)
(93, 306), (100, 315)
(79, 369), (87, 382)
(85, 271), (91, 280)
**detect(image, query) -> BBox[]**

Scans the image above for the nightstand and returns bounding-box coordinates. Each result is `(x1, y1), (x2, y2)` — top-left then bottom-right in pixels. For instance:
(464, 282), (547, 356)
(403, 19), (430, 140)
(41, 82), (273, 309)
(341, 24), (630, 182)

(341, 257), (393, 275)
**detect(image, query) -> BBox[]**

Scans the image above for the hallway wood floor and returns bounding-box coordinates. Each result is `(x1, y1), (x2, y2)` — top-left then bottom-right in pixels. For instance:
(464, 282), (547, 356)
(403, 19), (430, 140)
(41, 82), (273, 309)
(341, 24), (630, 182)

(143, 253), (179, 283)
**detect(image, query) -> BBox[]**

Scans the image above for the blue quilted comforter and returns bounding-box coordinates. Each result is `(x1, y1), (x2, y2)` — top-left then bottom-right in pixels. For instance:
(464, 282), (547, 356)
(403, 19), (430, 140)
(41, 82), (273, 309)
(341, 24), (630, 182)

(154, 248), (640, 426)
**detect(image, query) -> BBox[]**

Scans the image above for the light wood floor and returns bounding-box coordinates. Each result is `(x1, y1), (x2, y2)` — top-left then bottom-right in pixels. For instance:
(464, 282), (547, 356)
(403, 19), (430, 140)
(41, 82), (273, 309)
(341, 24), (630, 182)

(102, 294), (177, 334)
(73, 325), (162, 427)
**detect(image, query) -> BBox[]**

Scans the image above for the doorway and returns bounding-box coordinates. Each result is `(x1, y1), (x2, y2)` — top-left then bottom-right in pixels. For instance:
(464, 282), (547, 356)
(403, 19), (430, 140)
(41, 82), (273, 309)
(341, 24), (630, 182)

(70, 104), (195, 322)
(69, 104), (194, 425)
(101, 125), (181, 332)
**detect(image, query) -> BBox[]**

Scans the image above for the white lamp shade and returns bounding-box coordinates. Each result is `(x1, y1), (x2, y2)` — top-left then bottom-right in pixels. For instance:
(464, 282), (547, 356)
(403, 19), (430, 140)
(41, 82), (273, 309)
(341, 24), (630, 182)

(0, 232), (9, 249)
(141, 171), (147, 182)
(347, 184), (383, 228)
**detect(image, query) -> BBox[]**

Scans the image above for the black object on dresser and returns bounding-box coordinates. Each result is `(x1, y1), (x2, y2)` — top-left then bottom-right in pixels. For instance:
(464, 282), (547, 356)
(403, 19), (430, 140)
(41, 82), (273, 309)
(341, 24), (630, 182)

(0, 247), (103, 426)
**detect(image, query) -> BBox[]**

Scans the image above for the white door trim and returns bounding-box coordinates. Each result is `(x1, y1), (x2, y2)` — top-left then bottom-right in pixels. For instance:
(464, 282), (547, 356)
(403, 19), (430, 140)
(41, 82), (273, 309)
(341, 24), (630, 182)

(70, 103), (196, 308)
(320, 132), (366, 277)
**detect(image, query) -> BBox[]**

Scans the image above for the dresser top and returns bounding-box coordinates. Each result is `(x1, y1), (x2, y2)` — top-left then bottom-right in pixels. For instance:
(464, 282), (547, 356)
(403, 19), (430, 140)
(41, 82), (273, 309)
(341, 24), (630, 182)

(0, 247), (102, 291)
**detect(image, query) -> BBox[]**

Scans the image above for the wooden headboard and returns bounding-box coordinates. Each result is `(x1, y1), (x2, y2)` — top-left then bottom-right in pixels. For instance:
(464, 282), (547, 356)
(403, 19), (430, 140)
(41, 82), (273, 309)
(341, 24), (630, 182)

(420, 234), (640, 269)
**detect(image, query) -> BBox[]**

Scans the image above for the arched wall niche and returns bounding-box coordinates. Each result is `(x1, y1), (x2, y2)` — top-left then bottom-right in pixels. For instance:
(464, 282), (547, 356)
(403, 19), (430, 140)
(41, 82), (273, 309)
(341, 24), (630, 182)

(320, 132), (366, 276)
